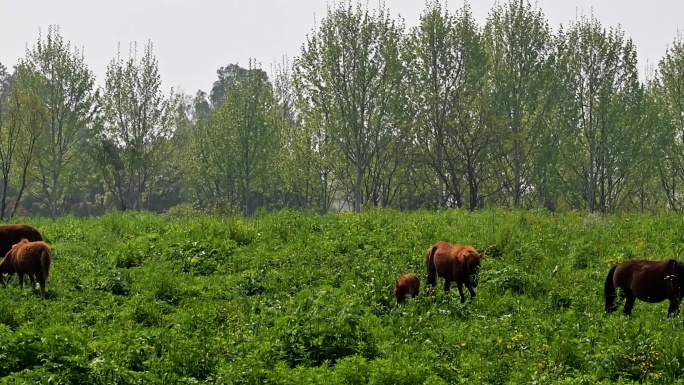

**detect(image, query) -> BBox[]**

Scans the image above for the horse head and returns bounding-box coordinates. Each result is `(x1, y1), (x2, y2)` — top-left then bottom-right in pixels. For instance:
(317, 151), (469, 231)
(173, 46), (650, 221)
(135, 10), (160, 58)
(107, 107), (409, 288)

(470, 265), (481, 288)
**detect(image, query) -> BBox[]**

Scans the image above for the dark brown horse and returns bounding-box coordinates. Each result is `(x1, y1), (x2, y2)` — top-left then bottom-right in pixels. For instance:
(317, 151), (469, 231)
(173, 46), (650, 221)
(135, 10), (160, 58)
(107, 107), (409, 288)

(0, 224), (43, 258)
(604, 259), (684, 316)
(426, 241), (482, 303)
(0, 238), (52, 299)
(395, 273), (420, 304)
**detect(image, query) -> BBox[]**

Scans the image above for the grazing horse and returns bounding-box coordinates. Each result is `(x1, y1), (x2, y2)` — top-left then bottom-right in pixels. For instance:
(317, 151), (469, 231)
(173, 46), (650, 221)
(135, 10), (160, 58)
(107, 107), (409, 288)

(426, 241), (482, 303)
(604, 259), (684, 316)
(0, 238), (52, 299)
(395, 273), (420, 304)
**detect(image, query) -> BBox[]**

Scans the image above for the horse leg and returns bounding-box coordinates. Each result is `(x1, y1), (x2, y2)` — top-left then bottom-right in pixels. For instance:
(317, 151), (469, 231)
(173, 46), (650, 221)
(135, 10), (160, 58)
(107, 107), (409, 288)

(667, 286), (681, 317)
(623, 292), (636, 316)
(668, 298), (680, 317)
(457, 283), (466, 303)
(605, 293), (620, 313)
(17, 274), (24, 291)
(443, 279), (451, 293)
(605, 288), (626, 314)
(36, 276), (46, 300)
(466, 282), (476, 302)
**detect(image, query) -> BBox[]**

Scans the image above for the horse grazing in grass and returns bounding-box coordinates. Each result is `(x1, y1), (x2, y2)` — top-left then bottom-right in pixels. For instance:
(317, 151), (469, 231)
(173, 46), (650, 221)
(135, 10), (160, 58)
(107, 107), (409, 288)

(604, 259), (684, 316)
(395, 273), (420, 304)
(426, 241), (482, 303)
(0, 238), (52, 299)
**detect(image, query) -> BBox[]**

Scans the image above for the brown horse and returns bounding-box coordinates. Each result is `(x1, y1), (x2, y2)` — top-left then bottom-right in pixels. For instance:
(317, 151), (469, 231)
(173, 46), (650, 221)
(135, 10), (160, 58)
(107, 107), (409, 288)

(604, 259), (684, 316)
(395, 273), (420, 304)
(426, 241), (482, 303)
(0, 238), (52, 299)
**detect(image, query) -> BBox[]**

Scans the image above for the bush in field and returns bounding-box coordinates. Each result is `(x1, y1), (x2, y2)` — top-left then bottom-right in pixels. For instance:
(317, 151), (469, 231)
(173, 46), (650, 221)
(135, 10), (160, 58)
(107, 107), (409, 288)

(166, 239), (237, 276)
(95, 269), (132, 295)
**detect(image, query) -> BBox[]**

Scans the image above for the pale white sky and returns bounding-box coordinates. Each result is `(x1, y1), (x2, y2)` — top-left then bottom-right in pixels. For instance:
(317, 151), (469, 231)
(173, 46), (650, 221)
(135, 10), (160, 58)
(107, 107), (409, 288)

(0, 0), (682, 95)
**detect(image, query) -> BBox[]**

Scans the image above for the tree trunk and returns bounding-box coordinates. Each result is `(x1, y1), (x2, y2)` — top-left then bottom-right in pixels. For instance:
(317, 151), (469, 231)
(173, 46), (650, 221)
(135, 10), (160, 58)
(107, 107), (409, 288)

(354, 161), (362, 213)
(0, 172), (9, 220)
(50, 171), (59, 219)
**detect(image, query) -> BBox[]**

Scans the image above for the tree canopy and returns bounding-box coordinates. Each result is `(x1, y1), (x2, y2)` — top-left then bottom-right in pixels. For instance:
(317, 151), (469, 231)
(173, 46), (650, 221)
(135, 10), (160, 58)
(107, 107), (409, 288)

(0, 1), (682, 216)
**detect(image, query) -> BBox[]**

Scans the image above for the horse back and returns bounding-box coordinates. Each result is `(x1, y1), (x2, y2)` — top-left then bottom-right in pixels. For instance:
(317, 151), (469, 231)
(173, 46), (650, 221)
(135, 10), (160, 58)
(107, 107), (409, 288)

(613, 259), (675, 296)
(432, 242), (456, 264)
(395, 273), (420, 303)
(432, 242), (481, 280)
(615, 259), (670, 277)
(7, 240), (51, 276)
(399, 273), (419, 287)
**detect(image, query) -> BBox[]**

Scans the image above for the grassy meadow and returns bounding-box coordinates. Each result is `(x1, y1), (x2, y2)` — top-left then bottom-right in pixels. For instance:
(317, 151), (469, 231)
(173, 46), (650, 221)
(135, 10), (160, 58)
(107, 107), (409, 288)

(1, 208), (684, 383)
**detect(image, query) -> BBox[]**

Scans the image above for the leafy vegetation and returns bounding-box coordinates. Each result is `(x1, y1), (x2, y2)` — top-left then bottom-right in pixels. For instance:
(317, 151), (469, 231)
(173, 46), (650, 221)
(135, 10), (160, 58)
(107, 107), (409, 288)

(2, 1), (682, 383)
(0, 209), (683, 383)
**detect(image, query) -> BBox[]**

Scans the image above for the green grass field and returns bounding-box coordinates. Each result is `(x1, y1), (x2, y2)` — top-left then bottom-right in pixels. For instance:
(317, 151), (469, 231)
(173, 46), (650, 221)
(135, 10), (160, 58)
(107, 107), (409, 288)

(1, 208), (684, 384)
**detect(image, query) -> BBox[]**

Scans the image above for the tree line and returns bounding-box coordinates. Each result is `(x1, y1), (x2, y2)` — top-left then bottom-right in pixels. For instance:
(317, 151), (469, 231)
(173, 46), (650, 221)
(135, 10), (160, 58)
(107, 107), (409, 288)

(1, 0), (683, 218)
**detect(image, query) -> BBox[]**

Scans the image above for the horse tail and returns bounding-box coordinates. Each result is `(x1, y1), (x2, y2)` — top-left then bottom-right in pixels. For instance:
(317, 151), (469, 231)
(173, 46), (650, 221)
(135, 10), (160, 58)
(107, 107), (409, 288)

(604, 265), (618, 313)
(426, 245), (438, 287)
(40, 248), (51, 281)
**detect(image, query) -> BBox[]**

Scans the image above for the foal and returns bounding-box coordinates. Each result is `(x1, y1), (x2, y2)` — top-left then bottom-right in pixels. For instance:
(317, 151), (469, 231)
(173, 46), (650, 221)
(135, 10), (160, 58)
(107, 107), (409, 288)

(395, 273), (420, 304)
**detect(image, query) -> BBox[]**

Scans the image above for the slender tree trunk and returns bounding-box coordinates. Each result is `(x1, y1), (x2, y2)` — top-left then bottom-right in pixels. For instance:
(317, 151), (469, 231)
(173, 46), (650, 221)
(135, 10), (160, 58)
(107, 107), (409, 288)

(50, 170), (59, 219)
(588, 153), (595, 212)
(468, 170), (478, 212)
(243, 174), (251, 217)
(354, 161), (362, 213)
(1, 172), (9, 219)
(11, 163), (31, 218)
(437, 145), (445, 210)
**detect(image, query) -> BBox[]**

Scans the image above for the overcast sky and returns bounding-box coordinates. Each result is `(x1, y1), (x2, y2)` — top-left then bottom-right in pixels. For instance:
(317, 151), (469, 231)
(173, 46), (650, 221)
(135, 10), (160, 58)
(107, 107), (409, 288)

(1, 0), (682, 95)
